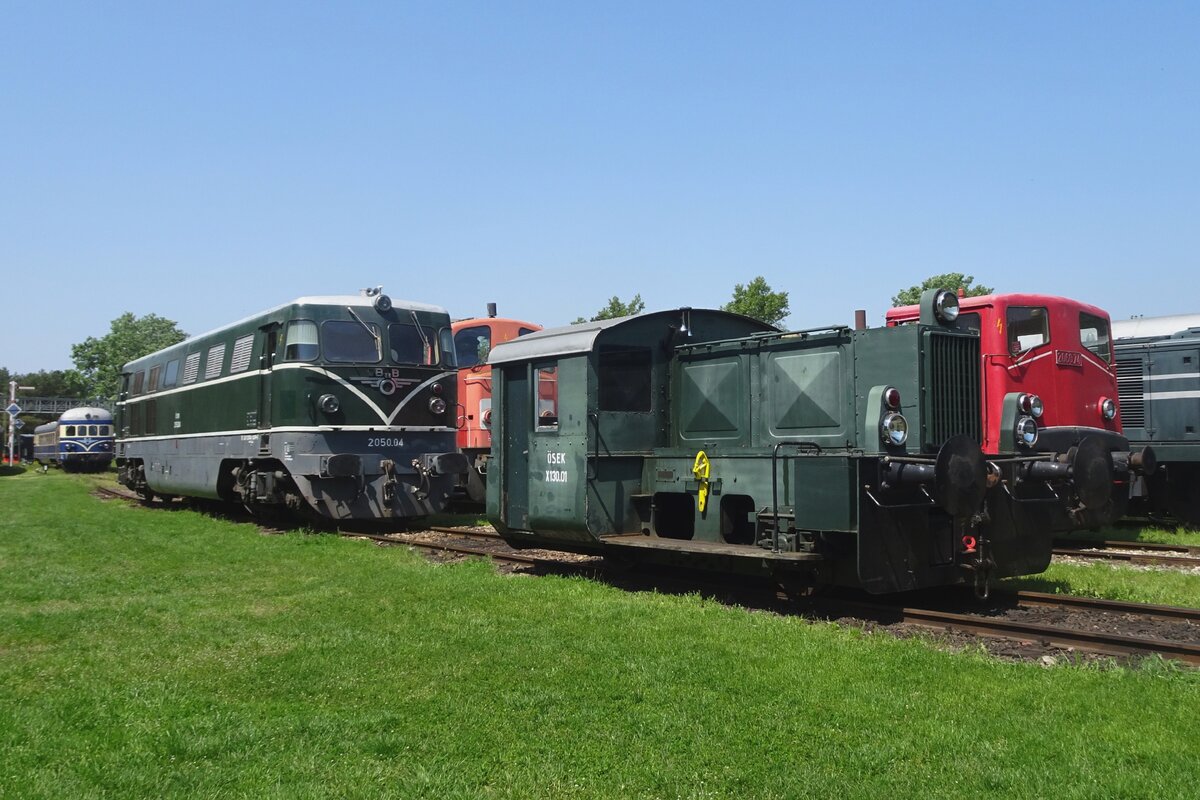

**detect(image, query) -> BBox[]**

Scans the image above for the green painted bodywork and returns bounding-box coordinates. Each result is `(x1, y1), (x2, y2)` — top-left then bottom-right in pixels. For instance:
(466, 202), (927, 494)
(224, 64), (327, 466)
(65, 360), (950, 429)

(116, 294), (462, 519)
(488, 307), (1051, 593)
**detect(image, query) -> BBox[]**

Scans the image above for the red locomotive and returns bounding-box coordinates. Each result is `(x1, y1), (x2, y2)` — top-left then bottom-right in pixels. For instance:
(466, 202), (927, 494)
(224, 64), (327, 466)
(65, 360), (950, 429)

(887, 293), (1153, 526)
(452, 304), (542, 503)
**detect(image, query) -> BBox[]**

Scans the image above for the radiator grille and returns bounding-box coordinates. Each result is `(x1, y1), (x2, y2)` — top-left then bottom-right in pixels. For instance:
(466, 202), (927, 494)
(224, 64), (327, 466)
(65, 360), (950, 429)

(1115, 358), (1145, 428)
(923, 331), (981, 447)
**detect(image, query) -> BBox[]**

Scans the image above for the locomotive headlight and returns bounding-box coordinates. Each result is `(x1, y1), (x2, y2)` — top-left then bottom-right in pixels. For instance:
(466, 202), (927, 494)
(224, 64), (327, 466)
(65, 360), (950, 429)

(318, 393), (340, 414)
(1018, 393), (1044, 418)
(933, 289), (960, 324)
(880, 412), (909, 446)
(428, 396), (447, 415)
(482, 408), (493, 426)
(373, 294), (392, 313)
(1016, 416), (1038, 447)
(1099, 397), (1117, 420)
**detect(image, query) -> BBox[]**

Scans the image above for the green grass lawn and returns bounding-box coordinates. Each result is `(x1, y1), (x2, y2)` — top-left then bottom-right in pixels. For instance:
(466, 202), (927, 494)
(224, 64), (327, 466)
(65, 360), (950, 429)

(2, 470), (1199, 799)
(1061, 522), (1200, 549)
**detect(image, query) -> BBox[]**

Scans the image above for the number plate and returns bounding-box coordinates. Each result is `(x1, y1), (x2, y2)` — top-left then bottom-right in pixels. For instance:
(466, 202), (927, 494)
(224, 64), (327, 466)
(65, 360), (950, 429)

(1055, 350), (1084, 367)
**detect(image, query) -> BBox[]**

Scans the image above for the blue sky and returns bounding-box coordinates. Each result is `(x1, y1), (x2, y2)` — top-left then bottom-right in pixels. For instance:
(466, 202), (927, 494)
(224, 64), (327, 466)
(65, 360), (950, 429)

(2, 1), (1197, 373)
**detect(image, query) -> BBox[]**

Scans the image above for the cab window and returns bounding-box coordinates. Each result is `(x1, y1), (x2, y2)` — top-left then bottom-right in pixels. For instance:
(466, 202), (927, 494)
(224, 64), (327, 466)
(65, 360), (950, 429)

(163, 359), (180, 388)
(455, 325), (491, 367)
(131, 371), (145, 396)
(284, 320), (319, 361)
(64, 426), (76, 437)
(389, 323), (439, 365)
(322, 320), (381, 363)
(536, 364), (559, 429)
(1007, 306), (1050, 355)
(598, 346), (653, 412)
(1080, 313), (1112, 362)
(949, 312), (981, 334)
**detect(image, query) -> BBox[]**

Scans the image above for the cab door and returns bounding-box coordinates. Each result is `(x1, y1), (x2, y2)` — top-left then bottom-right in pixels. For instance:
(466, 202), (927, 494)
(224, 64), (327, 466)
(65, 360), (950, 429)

(258, 324), (279, 429)
(495, 364), (531, 530)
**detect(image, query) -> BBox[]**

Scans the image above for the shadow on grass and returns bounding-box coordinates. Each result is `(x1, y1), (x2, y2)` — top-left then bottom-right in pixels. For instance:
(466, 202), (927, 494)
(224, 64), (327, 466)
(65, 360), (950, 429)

(0, 465), (27, 477)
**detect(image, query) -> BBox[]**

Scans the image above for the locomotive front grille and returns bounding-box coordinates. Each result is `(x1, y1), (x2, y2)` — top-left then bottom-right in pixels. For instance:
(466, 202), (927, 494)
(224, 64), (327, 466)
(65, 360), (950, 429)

(1115, 359), (1145, 428)
(922, 331), (981, 449)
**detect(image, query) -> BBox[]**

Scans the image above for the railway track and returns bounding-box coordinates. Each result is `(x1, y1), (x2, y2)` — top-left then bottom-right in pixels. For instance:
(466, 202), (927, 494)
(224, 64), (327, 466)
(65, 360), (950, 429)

(92, 483), (1200, 665)
(852, 592), (1200, 665)
(1052, 538), (1200, 568)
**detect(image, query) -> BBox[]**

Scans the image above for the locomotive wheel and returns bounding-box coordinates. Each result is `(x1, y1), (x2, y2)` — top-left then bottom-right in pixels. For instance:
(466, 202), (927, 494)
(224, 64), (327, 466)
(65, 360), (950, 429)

(1166, 464), (1200, 530)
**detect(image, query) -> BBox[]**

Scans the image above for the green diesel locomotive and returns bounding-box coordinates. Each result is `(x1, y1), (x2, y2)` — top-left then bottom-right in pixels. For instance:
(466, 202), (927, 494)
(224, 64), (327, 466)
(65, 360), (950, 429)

(115, 288), (467, 523)
(487, 290), (1108, 594)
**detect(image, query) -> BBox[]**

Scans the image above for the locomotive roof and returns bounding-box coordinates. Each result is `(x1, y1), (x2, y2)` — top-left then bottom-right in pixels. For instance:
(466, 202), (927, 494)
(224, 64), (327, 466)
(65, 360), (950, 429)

(59, 406), (113, 422)
(487, 308), (776, 365)
(124, 293), (449, 370)
(1111, 313), (1200, 341)
(34, 406), (112, 433)
(886, 293), (1111, 322)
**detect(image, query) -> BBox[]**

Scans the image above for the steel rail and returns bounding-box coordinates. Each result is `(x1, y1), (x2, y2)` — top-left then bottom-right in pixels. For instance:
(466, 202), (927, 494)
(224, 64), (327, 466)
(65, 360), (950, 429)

(1007, 590), (1200, 622)
(1051, 543), (1200, 568)
(882, 603), (1200, 664)
(1053, 537), (1199, 555)
(338, 529), (551, 566)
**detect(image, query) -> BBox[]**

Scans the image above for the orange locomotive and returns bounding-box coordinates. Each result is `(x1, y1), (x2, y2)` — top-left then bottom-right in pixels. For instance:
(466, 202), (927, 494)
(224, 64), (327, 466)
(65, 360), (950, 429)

(887, 293), (1153, 526)
(451, 304), (542, 503)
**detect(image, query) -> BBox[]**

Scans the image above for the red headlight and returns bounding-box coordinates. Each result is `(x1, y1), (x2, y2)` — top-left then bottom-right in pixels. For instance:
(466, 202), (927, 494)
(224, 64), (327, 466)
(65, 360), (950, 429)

(884, 387), (901, 409)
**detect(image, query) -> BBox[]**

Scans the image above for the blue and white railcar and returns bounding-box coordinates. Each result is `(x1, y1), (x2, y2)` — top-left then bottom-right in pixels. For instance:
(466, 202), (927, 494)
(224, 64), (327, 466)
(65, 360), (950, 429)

(33, 406), (115, 472)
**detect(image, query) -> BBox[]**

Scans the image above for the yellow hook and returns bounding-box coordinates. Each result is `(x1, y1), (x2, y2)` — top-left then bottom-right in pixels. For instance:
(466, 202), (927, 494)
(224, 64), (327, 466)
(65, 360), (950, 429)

(692, 450), (711, 514)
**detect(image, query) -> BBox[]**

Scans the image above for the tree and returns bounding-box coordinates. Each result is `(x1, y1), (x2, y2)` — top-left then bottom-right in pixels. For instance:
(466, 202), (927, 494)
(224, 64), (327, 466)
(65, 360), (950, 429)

(71, 313), (187, 401)
(891, 273), (993, 307)
(721, 276), (790, 327)
(15, 369), (88, 398)
(572, 294), (646, 324)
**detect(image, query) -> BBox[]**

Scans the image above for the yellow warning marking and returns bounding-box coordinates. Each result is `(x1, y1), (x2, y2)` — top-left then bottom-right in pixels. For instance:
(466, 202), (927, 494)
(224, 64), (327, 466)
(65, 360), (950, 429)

(693, 450), (711, 514)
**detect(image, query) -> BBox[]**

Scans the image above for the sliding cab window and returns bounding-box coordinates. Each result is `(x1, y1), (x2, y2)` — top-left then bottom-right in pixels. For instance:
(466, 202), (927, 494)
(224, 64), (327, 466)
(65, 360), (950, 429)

(454, 325), (491, 367)
(535, 364), (559, 430)
(1007, 306), (1050, 355)
(163, 359), (180, 388)
(322, 320), (380, 363)
(598, 346), (653, 412)
(1079, 313), (1112, 362)
(388, 323), (439, 366)
(284, 320), (319, 361)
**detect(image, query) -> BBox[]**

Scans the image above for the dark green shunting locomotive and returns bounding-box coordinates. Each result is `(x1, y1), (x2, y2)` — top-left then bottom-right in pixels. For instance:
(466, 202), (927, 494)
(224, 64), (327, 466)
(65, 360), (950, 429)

(488, 290), (1087, 594)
